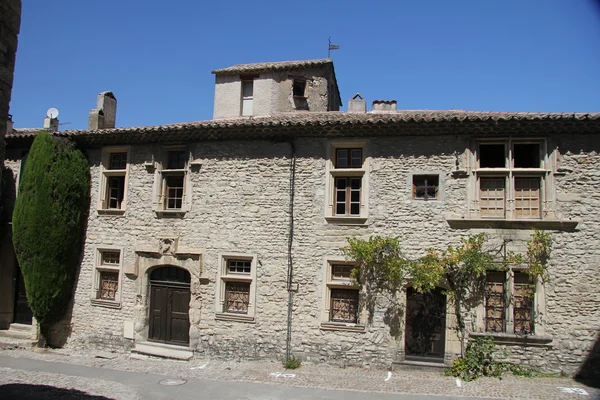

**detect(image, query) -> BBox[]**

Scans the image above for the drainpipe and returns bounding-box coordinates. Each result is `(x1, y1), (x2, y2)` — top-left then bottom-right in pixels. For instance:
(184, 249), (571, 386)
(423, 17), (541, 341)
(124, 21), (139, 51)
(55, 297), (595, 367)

(285, 139), (296, 362)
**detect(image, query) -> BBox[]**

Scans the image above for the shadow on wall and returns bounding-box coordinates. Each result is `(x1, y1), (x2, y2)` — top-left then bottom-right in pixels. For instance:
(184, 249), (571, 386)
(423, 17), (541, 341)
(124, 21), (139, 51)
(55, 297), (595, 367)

(0, 384), (114, 400)
(575, 330), (600, 388)
(0, 166), (16, 224)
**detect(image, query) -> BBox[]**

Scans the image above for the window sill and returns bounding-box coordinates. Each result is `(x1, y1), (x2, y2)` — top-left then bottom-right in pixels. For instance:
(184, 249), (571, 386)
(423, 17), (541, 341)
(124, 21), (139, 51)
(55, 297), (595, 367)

(154, 210), (187, 218)
(325, 216), (368, 226)
(215, 313), (255, 323)
(320, 322), (366, 333)
(470, 332), (553, 347)
(97, 209), (126, 216)
(446, 217), (578, 231)
(91, 299), (122, 309)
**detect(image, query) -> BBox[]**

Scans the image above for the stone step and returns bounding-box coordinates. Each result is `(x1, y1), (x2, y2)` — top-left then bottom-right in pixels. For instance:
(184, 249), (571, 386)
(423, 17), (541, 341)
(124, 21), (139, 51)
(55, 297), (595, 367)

(9, 323), (33, 332)
(132, 341), (193, 361)
(0, 330), (35, 350)
(392, 359), (448, 372)
(0, 328), (32, 340)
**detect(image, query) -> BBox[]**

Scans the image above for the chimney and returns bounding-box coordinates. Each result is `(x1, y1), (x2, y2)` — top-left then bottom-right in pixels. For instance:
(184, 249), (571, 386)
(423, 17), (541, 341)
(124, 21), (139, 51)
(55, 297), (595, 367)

(88, 91), (117, 130)
(43, 116), (59, 132)
(348, 93), (366, 113)
(372, 100), (397, 113)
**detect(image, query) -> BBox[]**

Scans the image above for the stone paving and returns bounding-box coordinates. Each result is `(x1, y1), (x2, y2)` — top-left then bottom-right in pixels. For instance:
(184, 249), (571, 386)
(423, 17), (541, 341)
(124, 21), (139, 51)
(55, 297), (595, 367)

(0, 347), (598, 400)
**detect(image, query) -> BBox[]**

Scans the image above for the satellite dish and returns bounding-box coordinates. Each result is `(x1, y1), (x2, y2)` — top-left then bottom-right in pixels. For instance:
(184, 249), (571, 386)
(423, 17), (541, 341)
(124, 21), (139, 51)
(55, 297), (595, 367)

(46, 107), (59, 119)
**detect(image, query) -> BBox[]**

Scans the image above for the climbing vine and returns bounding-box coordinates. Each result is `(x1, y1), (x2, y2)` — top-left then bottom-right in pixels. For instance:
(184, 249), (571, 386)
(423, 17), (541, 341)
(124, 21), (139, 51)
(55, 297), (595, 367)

(342, 230), (552, 357)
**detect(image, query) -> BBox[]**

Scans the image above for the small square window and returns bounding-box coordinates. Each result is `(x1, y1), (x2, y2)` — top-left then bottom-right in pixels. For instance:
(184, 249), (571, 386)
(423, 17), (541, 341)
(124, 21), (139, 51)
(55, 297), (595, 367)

(167, 151), (187, 170)
(332, 264), (354, 280)
(335, 148), (362, 168)
(109, 153), (127, 170)
(479, 144), (505, 168)
(293, 79), (306, 97)
(412, 175), (439, 201)
(228, 259), (251, 274)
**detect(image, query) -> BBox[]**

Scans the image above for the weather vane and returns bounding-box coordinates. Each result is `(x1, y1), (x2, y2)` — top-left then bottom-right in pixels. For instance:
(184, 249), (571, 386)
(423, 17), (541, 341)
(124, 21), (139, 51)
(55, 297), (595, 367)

(328, 37), (340, 58)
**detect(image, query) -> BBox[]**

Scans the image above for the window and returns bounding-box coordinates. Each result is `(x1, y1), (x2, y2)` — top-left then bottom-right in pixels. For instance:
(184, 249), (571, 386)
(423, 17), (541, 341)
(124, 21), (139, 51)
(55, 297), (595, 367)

(292, 79), (307, 98)
(326, 142), (369, 222)
(215, 254), (257, 322)
(476, 140), (546, 219)
(484, 270), (534, 335)
(241, 80), (253, 116)
(99, 147), (129, 214)
(321, 261), (363, 329)
(154, 149), (191, 216)
(91, 248), (123, 308)
(412, 175), (440, 201)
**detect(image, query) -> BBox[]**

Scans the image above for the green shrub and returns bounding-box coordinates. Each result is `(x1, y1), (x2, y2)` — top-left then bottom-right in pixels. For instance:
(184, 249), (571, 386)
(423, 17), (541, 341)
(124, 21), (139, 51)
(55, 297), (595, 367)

(283, 355), (301, 369)
(12, 133), (90, 340)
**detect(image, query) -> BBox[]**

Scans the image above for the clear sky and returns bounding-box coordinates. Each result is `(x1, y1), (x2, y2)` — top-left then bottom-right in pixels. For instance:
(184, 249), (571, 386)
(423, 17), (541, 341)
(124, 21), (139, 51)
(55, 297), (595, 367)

(9, 0), (600, 130)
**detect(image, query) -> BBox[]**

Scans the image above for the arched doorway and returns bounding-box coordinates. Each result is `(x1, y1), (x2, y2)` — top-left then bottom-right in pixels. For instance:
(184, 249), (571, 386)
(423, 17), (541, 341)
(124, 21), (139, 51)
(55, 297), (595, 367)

(405, 287), (446, 361)
(148, 266), (191, 346)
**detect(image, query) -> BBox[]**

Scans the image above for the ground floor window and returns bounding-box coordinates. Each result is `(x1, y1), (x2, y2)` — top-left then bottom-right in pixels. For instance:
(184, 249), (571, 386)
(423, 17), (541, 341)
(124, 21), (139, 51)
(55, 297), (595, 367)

(91, 247), (123, 308)
(215, 253), (257, 321)
(485, 270), (534, 335)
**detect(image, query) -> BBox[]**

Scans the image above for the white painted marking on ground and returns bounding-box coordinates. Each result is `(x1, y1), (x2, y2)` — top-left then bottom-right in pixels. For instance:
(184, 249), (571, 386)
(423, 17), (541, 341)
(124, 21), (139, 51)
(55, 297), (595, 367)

(190, 363), (208, 370)
(456, 379), (462, 388)
(384, 371), (392, 382)
(556, 387), (588, 395)
(269, 372), (296, 378)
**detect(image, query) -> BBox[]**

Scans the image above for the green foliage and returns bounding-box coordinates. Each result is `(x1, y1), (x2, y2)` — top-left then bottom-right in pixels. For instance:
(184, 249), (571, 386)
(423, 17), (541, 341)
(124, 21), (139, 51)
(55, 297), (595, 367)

(12, 133), (90, 330)
(525, 229), (552, 282)
(343, 236), (411, 292)
(446, 336), (540, 381)
(283, 355), (301, 369)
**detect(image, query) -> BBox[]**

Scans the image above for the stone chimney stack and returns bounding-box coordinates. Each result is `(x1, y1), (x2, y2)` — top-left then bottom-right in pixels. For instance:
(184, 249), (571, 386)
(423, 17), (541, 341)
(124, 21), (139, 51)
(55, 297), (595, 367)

(372, 100), (397, 113)
(88, 91), (117, 130)
(348, 93), (366, 113)
(43, 115), (59, 132)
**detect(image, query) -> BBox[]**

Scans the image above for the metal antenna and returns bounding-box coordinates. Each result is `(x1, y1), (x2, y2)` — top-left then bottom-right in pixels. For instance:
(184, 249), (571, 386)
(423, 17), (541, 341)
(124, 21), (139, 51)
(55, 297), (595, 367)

(328, 37), (340, 58)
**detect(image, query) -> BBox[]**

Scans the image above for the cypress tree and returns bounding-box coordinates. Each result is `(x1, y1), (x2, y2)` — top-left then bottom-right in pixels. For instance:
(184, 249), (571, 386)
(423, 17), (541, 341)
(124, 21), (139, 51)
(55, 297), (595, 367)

(12, 132), (90, 342)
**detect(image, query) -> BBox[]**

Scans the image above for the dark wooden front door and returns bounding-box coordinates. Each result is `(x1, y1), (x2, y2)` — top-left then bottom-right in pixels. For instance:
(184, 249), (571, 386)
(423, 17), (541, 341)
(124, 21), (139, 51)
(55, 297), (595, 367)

(405, 287), (446, 360)
(13, 263), (33, 325)
(148, 267), (190, 345)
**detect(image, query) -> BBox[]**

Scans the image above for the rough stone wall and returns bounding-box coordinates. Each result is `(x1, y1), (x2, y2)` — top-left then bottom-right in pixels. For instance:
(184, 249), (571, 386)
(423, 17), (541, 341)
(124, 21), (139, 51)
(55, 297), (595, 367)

(0, 0), (22, 208)
(11, 131), (594, 377)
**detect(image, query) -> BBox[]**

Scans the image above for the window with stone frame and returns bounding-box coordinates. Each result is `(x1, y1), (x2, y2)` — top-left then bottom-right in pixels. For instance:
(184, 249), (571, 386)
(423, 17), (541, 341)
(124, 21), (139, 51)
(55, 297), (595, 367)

(412, 174), (440, 201)
(154, 148), (191, 216)
(484, 270), (534, 335)
(91, 248), (123, 308)
(99, 147), (129, 213)
(326, 142), (369, 222)
(476, 140), (546, 219)
(322, 262), (362, 326)
(241, 78), (254, 116)
(215, 254), (257, 322)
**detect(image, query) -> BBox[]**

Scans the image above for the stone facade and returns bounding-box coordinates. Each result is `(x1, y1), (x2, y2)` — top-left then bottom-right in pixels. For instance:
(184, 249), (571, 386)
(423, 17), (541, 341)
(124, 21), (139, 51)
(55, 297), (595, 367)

(0, 0), (21, 211)
(2, 58), (599, 379)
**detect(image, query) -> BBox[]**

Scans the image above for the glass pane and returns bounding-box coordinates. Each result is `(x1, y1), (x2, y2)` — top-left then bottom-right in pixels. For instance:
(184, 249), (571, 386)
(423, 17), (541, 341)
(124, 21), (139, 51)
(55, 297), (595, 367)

(336, 149), (348, 168)
(109, 153), (127, 170)
(101, 251), (120, 266)
(167, 151), (187, 169)
(228, 259), (251, 274)
(332, 264), (354, 279)
(413, 175), (439, 200)
(242, 81), (253, 98)
(106, 176), (125, 209)
(479, 144), (505, 168)
(514, 143), (540, 168)
(335, 148), (362, 168)
(225, 282), (250, 314)
(350, 149), (362, 168)
(330, 289), (359, 323)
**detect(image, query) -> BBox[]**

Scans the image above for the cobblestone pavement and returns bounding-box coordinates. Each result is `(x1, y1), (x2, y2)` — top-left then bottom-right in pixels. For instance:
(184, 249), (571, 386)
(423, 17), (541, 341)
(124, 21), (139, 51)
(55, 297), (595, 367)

(0, 348), (598, 400)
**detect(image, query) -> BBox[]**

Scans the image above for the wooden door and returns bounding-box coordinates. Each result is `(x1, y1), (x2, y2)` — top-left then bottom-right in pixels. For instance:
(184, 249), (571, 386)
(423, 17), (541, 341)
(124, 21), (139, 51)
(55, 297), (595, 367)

(405, 287), (446, 359)
(148, 267), (190, 345)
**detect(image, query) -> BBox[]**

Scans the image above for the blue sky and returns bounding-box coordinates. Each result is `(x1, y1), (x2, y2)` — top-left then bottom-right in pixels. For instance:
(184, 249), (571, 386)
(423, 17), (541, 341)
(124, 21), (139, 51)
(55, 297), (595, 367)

(9, 0), (600, 130)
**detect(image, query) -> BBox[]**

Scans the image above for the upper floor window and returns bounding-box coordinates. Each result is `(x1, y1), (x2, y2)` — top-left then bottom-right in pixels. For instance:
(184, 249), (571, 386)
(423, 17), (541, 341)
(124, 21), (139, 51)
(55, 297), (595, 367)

(326, 142), (369, 222)
(154, 148), (191, 217)
(292, 79), (307, 98)
(241, 79), (254, 116)
(98, 147), (129, 214)
(475, 140), (546, 219)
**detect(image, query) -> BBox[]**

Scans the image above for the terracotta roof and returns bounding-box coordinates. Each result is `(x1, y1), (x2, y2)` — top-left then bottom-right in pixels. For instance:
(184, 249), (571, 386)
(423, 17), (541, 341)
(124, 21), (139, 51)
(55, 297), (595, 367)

(212, 59), (333, 75)
(6, 111), (600, 147)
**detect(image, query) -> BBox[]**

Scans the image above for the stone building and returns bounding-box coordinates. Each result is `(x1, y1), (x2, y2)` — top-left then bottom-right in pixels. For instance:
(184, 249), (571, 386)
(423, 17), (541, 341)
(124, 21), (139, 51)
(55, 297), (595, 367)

(2, 59), (600, 378)
(0, 0), (22, 330)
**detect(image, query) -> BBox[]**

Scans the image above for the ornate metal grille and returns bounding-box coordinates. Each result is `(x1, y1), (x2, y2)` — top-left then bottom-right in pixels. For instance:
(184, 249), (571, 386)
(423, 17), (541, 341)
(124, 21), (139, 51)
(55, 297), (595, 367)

(99, 271), (118, 300)
(485, 271), (505, 332)
(330, 288), (359, 323)
(225, 282), (250, 314)
(514, 272), (533, 334)
(413, 175), (439, 200)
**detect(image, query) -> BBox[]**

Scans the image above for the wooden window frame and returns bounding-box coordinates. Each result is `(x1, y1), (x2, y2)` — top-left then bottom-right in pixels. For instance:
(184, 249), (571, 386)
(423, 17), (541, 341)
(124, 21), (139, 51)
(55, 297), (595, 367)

(241, 79), (254, 116)
(475, 139), (547, 220)
(98, 147), (130, 215)
(154, 147), (191, 217)
(215, 253), (258, 322)
(326, 141), (369, 223)
(91, 246), (124, 309)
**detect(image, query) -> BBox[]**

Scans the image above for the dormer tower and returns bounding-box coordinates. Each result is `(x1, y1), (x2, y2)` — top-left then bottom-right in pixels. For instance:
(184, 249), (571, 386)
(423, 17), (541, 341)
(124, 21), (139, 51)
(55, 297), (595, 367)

(211, 59), (341, 119)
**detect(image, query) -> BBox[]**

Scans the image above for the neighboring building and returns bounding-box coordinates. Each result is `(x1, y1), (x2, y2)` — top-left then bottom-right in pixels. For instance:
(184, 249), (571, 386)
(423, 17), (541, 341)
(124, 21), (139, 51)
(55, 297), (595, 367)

(0, 0), (22, 330)
(2, 59), (600, 379)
